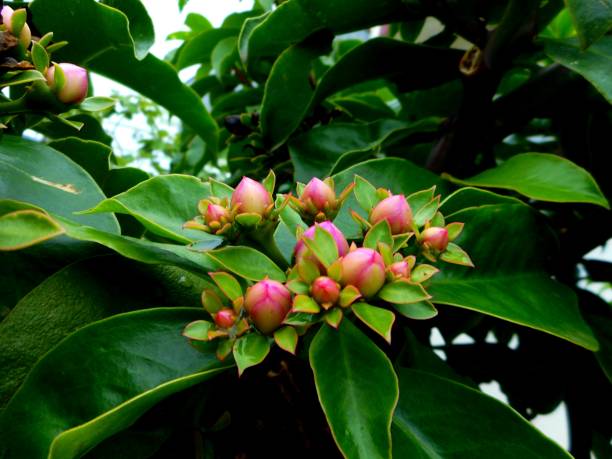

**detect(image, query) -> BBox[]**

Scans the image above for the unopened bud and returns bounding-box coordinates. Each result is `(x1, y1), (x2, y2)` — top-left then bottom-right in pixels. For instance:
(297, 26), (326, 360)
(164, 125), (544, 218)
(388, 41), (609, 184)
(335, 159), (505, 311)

(205, 203), (230, 225)
(244, 279), (292, 334)
(421, 227), (449, 252)
(370, 195), (413, 234)
(294, 221), (349, 263)
(311, 276), (340, 305)
(389, 261), (410, 278)
(1, 6), (31, 48)
(341, 248), (386, 298)
(230, 177), (272, 215)
(300, 178), (335, 212)
(46, 63), (89, 105)
(214, 308), (237, 329)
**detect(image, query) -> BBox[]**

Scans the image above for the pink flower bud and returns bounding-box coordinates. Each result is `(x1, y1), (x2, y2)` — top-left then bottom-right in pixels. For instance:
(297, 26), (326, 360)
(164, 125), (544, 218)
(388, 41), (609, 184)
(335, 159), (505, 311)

(369, 195), (413, 234)
(389, 261), (410, 278)
(244, 279), (292, 334)
(341, 248), (386, 298)
(294, 221), (349, 263)
(205, 203), (230, 225)
(300, 178), (335, 211)
(230, 177), (272, 215)
(45, 63), (89, 105)
(311, 276), (340, 305)
(421, 227), (449, 252)
(214, 308), (237, 329)
(2, 6), (31, 48)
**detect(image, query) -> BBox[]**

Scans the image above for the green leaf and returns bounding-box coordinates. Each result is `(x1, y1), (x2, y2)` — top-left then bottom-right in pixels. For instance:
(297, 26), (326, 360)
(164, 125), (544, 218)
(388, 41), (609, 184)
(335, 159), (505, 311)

(310, 319), (398, 459)
(379, 280), (431, 304)
(183, 320), (214, 341)
(543, 36), (612, 104)
(207, 246), (286, 282)
(0, 70), (46, 88)
(353, 174), (380, 211)
(565, 0), (612, 49)
(233, 333), (271, 375)
(175, 28), (238, 70)
(0, 135), (119, 233)
(0, 308), (231, 459)
(211, 36), (239, 79)
(352, 302), (396, 343)
(48, 137), (112, 185)
(302, 225), (339, 268)
(31, 42), (50, 73)
(273, 326), (298, 354)
(85, 174), (216, 243)
(427, 204), (599, 350)
(292, 295), (321, 314)
(440, 242), (474, 267)
(79, 96), (116, 112)
(333, 158), (448, 239)
(363, 219), (393, 250)
(445, 153), (609, 208)
(209, 271), (242, 301)
(392, 369), (572, 458)
(392, 301), (438, 320)
(440, 187), (525, 216)
(31, 0), (219, 154)
(0, 210), (64, 250)
(410, 264), (439, 283)
(413, 196), (440, 227)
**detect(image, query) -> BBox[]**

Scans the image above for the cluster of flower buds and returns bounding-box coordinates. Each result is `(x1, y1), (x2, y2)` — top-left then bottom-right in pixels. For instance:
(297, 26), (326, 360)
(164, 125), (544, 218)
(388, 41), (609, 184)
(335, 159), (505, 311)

(184, 175), (474, 373)
(1, 5), (31, 49)
(289, 177), (354, 223)
(185, 172), (286, 238)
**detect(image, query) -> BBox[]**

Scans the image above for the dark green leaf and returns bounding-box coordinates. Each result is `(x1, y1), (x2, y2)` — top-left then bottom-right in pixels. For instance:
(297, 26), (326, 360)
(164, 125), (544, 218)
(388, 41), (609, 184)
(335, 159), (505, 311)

(233, 333), (271, 375)
(565, 0), (612, 49)
(352, 302), (395, 343)
(48, 137), (111, 185)
(0, 210), (64, 250)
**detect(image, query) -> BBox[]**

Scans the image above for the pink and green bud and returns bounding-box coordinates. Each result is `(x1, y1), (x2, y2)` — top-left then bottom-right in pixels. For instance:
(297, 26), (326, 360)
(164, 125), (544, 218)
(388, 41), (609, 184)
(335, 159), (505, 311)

(230, 177), (272, 216)
(311, 276), (340, 305)
(1, 6), (31, 48)
(369, 194), (413, 234)
(389, 261), (410, 279)
(294, 221), (349, 263)
(244, 279), (292, 334)
(421, 227), (449, 252)
(300, 178), (335, 211)
(214, 308), (237, 329)
(341, 248), (386, 298)
(45, 63), (89, 105)
(205, 203), (230, 225)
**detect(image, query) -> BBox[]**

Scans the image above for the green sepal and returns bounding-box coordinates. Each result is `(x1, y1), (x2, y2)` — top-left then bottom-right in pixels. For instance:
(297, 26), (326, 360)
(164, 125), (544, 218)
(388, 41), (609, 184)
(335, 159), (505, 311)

(209, 271), (243, 301)
(38, 31), (54, 47)
(10, 8), (27, 38)
(324, 308), (343, 329)
(45, 41), (68, 54)
(201, 289), (225, 314)
(378, 242), (393, 267)
(407, 186), (436, 213)
(392, 233), (412, 252)
(303, 225), (339, 268)
(352, 303), (395, 344)
(287, 279), (310, 294)
(31, 42), (50, 74)
(274, 326), (298, 354)
(183, 320), (214, 341)
(354, 175), (379, 211)
(378, 280), (431, 304)
(440, 242), (474, 267)
(235, 212), (262, 227)
(414, 196), (441, 228)
(283, 312), (319, 327)
(52, 62), (66, 92)
(327, 259), (343, 282)
(216, 338), (234, 360)
(430, 211), (445, 227)
(262, 169), (276, 194)
(297, 256), (320, 283)
(392, 300), (438, 320)
(446, 222), (464, 241)
(350, 210), (371, 230)
(410, 264), (440, 283)
(233, 333), (271, 376)
(296, 182), (306, 196)
(363, 219), (393, 250)
(339, 285), (361, 308)
(292, 294), (321, 313)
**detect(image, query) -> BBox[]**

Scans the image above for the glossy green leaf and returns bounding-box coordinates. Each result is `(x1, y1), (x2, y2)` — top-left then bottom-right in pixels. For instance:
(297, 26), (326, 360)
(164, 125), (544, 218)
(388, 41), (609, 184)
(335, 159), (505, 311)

(33, 113), (113, 146)
(392, 369), (572, 458)
(48, 137), (112, 185)
(209, 271), (242, 301)
(79, 97), (116, 112)
(85, 175), (215, 243)
(273, 326), (298, 354)
(353, 174), (380, 212)
(333, 158), (448, 238)
(207, 246), (286, 282)
(101, 0), (155, 59)
(31, 0), (219, 154)
(183, 320), (214, 341)
(392, 301), (438, 320)
(379, 280), (431, 304)
(352, 302), (395, 343)
(0, 257), (212, 408)
(233, 333), (271, 375)
(427, 204), (599, 350)
(0, 135), (119, 233)
(565, 0), (612, 49)
(543, 36), (612, 104)
(0, 210), (64, 250)
(363, 220), (393, 250)
(175, 28), (238, 70)
(310, 319), (398, 459)
(302, 225), (339, 268)
(31, 42), (49, 73)
(440, 187), (525, 216)
(0, 70), (46, 88)
(445, 153), (609, 208)
(0, 308), (232, 458)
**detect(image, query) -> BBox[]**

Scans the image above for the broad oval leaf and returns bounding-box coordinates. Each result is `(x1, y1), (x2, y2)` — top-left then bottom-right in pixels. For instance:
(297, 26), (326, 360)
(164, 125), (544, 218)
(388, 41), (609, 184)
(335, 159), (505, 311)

(310, 320), (398, 459)
(0, 135), (119, 233)
(565, 0), (612, 49)
(0, 308), (232, 459)
(392, 369), (572, 458)
(427, 203), (599, 350)
(233, 333), (271, 375)
(207, 246), (286, 281)
(445, 153), (609, 208)
(0, 210), (64, 250)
